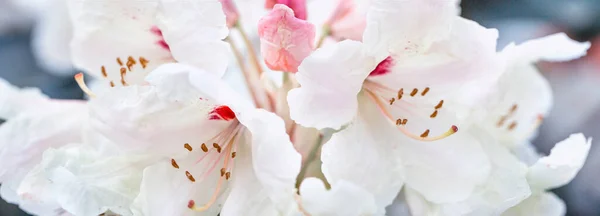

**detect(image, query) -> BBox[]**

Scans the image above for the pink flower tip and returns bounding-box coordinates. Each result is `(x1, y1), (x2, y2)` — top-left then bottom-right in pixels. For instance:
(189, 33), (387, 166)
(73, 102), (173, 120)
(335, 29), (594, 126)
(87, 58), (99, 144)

(258, 4), (316, 73)
(220, 0), (239, 28)
(265, 0), (307, 20)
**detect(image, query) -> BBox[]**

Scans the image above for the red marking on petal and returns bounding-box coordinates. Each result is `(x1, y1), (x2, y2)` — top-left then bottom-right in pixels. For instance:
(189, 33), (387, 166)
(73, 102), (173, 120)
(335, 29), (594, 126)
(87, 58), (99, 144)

(157, 40), (171, 51)
(150, 26), (163, 36)
(369, 56), (393, 76)
(209, 105), (236, 121)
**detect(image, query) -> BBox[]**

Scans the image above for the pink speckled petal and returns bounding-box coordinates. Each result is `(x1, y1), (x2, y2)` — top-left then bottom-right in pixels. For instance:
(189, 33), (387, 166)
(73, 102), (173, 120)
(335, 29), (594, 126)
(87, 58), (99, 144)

(258, 4), (315, 72)
(265, 0), (307, 20)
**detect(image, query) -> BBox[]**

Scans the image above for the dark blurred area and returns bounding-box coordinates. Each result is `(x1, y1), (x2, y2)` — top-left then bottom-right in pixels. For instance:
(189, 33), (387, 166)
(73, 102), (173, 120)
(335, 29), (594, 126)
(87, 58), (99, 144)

(0, 0), (599, 215)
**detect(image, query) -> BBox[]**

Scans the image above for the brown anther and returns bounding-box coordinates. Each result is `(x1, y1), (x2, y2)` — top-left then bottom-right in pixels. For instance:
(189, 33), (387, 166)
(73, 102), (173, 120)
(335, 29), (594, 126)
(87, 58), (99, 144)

(184, 143), (192, 152)
(497, 116), (507, 127)
(101, 66), (107, 77)
(397, 88), (404, 99)
(389, 97), (395, 105)
(171, 159), (179, 169)
(225, 172), (231, 180)
(117, 58), (123, 66)
(510, 104), (518, 113)
(410, 88), (418, 97)
(126, 56), (136, 71)
(109, 81), (115, 87)
(396, 119), (402, 125)
(201, 143), (208, 152)
(213, 143), (222, 153)
(420, 129), (430, 138)
(402, 119), (408, 125)
(185, 171), (196, 182)
(139, 57), (149, 69)
(430, 110), (438, 118)
(435, 100), (444, 109)
(508, 122), (517, 131)
(231, 152), (236, 158)
(421, 87), (430, 96)
(220, 168), (226, 176)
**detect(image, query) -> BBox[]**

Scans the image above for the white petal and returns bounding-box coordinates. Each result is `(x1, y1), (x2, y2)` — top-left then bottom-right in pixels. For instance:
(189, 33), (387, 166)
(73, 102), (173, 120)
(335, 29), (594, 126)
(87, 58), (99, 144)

(503, 32), (591, 63)
(502, 192), (565, 216)
(156, 0), (230, 76)
(233, 108), (302, 213)
(363, 0), (459, 60)
(527, 133), (591, 190)
(0, 78), (50, 119)
(400, 132), (491, 204)
(321, 96), (404, 211)
(299, 177), (378, 216)
(31, 0), (73, 74)
(288, 40), (375, 130)
(18, 146), (157, 216)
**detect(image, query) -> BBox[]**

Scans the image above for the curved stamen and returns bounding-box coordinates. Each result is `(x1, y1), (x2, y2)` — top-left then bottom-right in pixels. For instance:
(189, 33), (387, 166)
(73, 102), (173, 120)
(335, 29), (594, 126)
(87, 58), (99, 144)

(365, 89), (458, 142)
(74, 73), (96, 98)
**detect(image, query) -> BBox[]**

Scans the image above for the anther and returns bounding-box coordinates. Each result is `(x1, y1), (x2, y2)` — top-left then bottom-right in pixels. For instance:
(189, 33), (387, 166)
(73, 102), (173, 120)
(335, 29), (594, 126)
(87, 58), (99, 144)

(430, 110), (438, 118)
(185, 171), (196, 182)
(220, 168), (226, 176)
(201, 143), (208, 152)
(127, 56), (136, 71)
(213, 143), (222, 153)
(389, 97), (395, 105)
(171, 159), (179, 169)
(397, 88), (404, 99)
(139, 57), (149, 69)
(510, 104), (518, 113)
(120, 67), (128, 86)
(184, 143), (192, 152)
(497, 116), (507, 127)
(410, 88), (418, 97)
(117, 57), (123, 66)
(225, 172), (231, 180)
(74, 73), (96, 98)
(508, 122), (517, 131)
(402, 119), (407, 125)
(109, 81), (115, 87)
(101, 66), (107, 77)
(231, 152), (236, 158)
(420, 129), (430, 138)
(396, 119), (402, 125)
(435, 100), (444, 109)
(421, 87), (430, 96)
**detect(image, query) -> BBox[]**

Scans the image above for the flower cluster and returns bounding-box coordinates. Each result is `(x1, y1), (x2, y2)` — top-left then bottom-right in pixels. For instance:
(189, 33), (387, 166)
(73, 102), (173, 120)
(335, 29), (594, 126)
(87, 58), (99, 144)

(0, 0), (592, 216)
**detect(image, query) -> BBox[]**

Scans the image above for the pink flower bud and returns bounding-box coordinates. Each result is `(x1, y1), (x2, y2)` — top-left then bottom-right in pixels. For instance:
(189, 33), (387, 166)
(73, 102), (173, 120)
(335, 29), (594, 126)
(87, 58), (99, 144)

(265, 0), (307, 20)
(220, 0), (239, 28)
(258, 4), (315, 72)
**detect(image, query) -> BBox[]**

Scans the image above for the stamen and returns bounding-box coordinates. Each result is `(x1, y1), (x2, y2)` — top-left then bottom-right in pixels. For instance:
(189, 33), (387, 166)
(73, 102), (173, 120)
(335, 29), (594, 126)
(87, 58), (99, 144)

(120, 67), (128, 86)
(109, 81), (115, 87)
(127, 56), (136, 71)
(213, 143), (222, 153)
(185, 171), (196, 182)
(101, 66), (108, 77)
(231, 152), (236, 158)
(410, 88), (418, 97)
(510, 104), (518, 113)
(508, 122), (517, 131)
(184, 143), (193, 152)
(139, 57), (149, 69)
(497, 116), (507, 127)
(171, 159), (179, 169)
(201, 143), (208, 152)
(74, 73), (96, 98)
(117, 58), (123, 66)
(421, 87), (430, 96)
(220, 168), (226, 176)
(225, 172), (231, 180)
(397, 88), (404, 99)
(430, 110), (438, 118)
(420, 129), (430, 138)
(396, 119), (402, 125)
(435, 100), (444, 109)
(402, 119), (407, 125)
(389, 97), (395, 105)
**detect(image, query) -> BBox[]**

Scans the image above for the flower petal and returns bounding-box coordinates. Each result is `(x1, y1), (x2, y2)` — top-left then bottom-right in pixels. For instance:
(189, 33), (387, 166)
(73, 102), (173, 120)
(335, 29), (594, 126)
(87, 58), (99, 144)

(502, 192), (565, 216)
(31, 0), (73, 74)
(288, 40), (375, 130)
(0, 78), (49, 119)
(299, 177), (378, 216)
(504, 32), (591, 63)
(527, 133), (591, 190)
(321, 96), (404, 211)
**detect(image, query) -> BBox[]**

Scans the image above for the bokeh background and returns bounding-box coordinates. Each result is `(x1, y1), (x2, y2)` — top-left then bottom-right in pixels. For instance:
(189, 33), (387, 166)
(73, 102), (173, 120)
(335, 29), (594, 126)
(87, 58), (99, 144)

(1, 0), (599, 215)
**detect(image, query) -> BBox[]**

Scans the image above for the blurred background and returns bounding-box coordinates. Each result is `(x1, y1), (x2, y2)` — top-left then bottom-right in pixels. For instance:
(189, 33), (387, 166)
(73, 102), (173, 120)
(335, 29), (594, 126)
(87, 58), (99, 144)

(0, 0), (599, 215)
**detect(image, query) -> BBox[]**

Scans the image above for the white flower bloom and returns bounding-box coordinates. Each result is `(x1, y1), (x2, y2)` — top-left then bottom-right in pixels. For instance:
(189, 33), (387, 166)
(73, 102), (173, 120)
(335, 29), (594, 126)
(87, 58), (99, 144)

(0, 78), (86, 215)
(288, 0), (498, 209)
(480, 33), (590, 148)
(69, 0), (230, 86)
(504, 133), (591, 216)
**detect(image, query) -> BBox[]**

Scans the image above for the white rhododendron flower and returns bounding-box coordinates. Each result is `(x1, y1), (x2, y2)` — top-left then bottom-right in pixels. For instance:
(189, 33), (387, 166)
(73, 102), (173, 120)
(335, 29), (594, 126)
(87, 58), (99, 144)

(0, 79), (86, 215)
(289, 0), (499, 210)
(69, 0), (230, 86)
(481, 33), (590, 148)
(504, 134), (591, 216)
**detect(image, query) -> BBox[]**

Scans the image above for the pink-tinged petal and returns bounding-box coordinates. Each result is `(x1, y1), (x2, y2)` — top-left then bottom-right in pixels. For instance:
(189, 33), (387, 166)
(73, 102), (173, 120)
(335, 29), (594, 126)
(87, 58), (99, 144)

(220, 0), (239, 28)
(326, 0), (367, 41)
(265, 0), (307, 20)
(258, 4), (315, 72)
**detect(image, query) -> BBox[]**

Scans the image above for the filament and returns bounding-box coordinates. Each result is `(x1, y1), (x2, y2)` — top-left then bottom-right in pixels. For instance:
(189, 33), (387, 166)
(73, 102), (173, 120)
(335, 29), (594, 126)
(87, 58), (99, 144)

(74, 73), (96, 98)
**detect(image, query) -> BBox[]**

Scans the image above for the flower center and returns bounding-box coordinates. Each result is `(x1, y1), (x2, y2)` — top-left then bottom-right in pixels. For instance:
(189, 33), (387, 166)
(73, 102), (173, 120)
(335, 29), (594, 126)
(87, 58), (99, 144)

(169, 107), (242, 212)
(363, 81), (458, 141)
